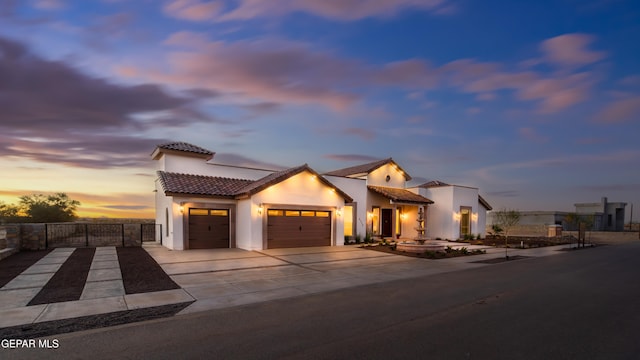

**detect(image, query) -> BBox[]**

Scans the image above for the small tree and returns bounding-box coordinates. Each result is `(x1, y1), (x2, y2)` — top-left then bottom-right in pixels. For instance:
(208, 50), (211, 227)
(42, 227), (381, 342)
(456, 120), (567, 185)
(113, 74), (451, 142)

(18, 193), (80, 223)
(493, 208), (521, 259)
(0, 201), (22, 224)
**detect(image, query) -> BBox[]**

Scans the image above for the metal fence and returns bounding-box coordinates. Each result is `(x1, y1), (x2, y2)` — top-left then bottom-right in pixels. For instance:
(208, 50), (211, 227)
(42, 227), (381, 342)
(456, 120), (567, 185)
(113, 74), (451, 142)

(45, 223), (162, 249)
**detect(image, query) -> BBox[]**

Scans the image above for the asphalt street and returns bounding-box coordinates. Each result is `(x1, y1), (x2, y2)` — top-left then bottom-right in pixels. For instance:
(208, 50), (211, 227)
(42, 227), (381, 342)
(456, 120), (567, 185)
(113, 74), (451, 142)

(4, 242), (640, 360)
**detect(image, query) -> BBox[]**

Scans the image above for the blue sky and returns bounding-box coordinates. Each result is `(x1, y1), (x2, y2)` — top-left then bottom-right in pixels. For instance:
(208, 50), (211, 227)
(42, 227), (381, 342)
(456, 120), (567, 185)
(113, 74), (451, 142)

(0, 0), (639, 220)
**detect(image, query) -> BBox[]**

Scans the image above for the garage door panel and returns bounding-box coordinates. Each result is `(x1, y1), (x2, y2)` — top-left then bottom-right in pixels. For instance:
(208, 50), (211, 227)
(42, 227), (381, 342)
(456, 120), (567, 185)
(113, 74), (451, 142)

(188, 208), (230, 249)
(267, 209), (331, 249)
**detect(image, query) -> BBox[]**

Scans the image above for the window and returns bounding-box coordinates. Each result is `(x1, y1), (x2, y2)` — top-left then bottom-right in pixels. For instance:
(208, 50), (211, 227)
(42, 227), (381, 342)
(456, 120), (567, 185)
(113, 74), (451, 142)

(460, 207), (471, 236)
(268, 209), (284, 216)
(372, 207), (380, 235)
(316, 211), (330, 217)
(301, 211), (315, 217)
(165, 208), (169, 237)
(189, 209), (209, 216)
(395, 207), (402, 236)
(344, 205), (353, 237)
(285, 210), (300, 217)
(210, 209), (228, 216)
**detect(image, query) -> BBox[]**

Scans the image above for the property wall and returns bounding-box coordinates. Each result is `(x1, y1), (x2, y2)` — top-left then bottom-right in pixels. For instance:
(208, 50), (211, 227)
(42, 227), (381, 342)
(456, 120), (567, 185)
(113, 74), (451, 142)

(18, 224), (46, 250)
(324, 176), (367, 238)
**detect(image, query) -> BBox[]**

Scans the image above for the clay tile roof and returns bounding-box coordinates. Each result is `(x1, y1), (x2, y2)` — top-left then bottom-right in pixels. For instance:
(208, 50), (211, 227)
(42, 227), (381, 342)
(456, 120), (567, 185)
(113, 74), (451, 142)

(152, 142), (214, 160)
(157, 171), (253, 198)
(325, 158), (411, 180)
(158, 167), (354, 202)
(367, 185), (433, 205)
(417, 180), (450, 188)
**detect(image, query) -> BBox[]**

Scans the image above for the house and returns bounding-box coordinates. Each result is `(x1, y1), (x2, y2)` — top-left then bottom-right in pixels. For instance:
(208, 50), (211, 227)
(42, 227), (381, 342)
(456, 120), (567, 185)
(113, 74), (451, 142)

(575, 197), (627, 232)
(153, 142), (492, 250)
(153, 142), (351, 250)
(410, 181), (493, 240)
(324, 159), (435, 241)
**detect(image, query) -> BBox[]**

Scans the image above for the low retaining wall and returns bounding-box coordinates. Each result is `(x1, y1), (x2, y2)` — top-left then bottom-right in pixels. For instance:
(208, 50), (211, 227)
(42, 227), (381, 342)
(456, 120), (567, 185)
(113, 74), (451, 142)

(0, 225), (21, 259)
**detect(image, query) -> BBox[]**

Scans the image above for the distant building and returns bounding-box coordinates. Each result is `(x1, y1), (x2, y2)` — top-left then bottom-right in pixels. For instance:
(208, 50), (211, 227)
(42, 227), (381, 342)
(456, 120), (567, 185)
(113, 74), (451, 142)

(575, 197), (626, 232)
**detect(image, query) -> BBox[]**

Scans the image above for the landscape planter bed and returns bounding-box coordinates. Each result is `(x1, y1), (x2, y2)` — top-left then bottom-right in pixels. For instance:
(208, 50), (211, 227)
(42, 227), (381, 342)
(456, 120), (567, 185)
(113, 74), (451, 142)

(361, 244), (486, 259)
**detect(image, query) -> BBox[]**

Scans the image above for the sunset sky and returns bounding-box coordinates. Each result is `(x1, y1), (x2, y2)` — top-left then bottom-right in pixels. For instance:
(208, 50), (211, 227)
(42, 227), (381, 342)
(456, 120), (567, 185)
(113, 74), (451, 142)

(1, 0), (639, 221)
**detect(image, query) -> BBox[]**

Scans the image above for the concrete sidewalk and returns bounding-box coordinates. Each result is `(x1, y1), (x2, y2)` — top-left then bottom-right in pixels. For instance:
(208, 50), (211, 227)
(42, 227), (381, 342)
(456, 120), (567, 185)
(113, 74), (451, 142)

(0, 242), (580, 330)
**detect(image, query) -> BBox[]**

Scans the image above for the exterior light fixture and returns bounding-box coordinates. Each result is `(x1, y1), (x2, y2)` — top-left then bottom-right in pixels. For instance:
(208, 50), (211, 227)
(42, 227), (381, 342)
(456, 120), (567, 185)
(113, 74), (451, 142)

(179, 204), (184, 214)
(336, 208), (342, 217)
(453, 211), (461, 221)
(258, 204), (264, 215)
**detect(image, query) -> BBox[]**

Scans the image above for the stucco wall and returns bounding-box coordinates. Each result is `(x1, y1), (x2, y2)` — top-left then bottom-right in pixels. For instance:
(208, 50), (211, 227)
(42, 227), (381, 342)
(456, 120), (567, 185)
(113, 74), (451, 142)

(417, 186), (455, 239)
(367, 163), (406, 187)
(324, 176), (367, 238)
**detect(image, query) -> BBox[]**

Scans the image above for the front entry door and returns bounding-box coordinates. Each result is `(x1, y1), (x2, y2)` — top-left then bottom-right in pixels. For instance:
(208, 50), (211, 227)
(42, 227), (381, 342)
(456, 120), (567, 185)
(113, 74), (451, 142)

(381, 209), (393, 237)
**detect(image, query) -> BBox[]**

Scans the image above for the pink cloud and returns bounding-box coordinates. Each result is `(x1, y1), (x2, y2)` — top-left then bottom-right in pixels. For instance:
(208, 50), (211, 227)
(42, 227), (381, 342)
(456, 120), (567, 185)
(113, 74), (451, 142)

(516, 73), (592, 113)
(540, 33), (606, 67)
(163, 0), (223, 22)
(217, 0), (448, 21)
(151, 38), (364, 110)
(594, 95), (640, 123)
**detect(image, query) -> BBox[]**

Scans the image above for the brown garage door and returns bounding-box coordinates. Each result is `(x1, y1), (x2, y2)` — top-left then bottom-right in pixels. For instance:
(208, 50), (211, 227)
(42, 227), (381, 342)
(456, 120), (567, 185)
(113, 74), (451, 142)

(188, 208), (230, 249)
(267, 209), (331, 249)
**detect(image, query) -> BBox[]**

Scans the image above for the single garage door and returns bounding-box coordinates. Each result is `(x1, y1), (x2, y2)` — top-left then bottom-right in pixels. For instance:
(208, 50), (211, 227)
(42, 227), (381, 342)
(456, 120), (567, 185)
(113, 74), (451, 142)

(188, 208), (230, 249)
(267, 209), (331, 249)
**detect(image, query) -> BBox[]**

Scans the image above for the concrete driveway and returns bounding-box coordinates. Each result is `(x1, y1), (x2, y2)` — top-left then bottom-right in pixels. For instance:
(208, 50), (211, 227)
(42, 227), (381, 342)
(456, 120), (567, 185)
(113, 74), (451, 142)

(144, 244), (499, 315)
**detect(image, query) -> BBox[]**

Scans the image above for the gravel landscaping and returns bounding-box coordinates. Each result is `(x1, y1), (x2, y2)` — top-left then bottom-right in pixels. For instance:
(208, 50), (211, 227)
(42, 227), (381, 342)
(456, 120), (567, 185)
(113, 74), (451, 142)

(28, 248), (95, 306)
(0, 250), (52, 288)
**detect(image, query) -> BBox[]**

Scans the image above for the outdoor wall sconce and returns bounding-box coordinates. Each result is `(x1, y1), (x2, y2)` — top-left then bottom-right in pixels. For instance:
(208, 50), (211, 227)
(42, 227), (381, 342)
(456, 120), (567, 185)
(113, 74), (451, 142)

(336, 208), (342, 217)
(367, 212), (373, 219)
(453, 211), (461, 221)
(400, 213), (408, 220)
(472, 213), (479, 222)
(179, 205), (184, 214)
(257, 204), (264, 215)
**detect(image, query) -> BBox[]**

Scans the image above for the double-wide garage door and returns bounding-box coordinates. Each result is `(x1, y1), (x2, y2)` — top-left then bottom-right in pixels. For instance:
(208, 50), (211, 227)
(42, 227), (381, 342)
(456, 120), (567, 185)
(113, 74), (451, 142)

(267, 209), (331, 249)
(188, 208), (230, 249)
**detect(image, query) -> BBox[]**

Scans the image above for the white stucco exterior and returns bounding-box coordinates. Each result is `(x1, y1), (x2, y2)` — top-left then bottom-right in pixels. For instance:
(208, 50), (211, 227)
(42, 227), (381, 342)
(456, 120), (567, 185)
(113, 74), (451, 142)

(411, 184), (490, 240)
(153, 143), (491, 249)
(153, 144), (348, 250)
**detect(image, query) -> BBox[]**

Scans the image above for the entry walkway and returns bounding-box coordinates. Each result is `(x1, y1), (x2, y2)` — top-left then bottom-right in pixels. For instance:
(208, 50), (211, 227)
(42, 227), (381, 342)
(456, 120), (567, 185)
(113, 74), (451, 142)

(0, 242), (579, 329)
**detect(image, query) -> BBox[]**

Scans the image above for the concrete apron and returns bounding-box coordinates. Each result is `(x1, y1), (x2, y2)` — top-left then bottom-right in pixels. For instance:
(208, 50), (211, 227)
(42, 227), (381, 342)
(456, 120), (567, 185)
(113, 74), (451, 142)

(144, 243), (566, 316)
(0, 243), (575, 328)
